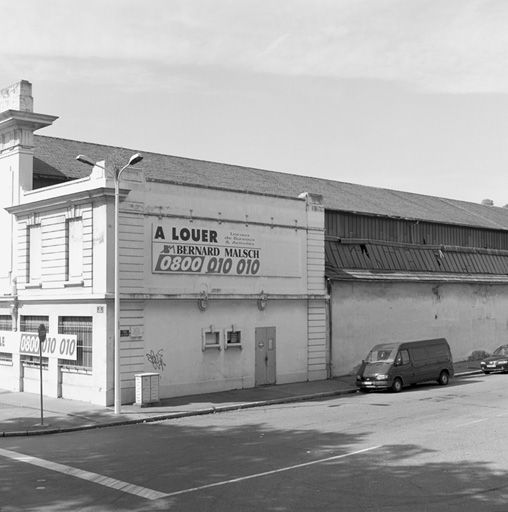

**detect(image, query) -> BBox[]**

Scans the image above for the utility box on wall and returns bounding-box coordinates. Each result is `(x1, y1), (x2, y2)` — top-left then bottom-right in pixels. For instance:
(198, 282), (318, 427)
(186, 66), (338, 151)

(135, 373), (160, 407)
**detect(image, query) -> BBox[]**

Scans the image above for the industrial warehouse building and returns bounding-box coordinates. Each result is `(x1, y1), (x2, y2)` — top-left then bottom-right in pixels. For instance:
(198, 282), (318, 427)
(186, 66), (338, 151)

(2, 80), (508, 406)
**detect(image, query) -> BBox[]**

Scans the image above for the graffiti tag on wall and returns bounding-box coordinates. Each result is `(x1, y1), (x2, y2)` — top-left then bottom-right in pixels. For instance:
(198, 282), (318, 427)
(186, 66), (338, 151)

(146, 349), (166, 372)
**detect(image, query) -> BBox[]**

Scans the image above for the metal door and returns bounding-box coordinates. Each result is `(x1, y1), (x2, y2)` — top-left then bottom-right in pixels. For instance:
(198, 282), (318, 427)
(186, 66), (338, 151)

(255, 327), (276, 386)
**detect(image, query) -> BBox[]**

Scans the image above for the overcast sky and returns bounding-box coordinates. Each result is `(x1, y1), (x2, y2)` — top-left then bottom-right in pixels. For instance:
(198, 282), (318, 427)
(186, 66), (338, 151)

(2, 0), (508, 206)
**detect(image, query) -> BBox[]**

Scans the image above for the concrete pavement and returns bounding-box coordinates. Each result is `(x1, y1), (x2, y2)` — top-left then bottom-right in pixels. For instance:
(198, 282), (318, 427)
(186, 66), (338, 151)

(0, 361), (482, 437)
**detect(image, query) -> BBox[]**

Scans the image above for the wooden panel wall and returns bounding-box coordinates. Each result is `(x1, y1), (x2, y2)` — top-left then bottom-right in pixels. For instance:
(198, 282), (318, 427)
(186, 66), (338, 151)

(325, 211), (508, 249)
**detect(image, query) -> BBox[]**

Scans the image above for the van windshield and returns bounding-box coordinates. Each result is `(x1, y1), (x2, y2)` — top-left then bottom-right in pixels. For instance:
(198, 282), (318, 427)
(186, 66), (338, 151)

(365, 344), (398, 363)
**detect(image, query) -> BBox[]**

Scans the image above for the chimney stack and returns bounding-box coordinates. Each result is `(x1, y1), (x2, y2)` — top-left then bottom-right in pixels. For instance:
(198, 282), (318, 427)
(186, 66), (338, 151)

(0, 80), (33, 113)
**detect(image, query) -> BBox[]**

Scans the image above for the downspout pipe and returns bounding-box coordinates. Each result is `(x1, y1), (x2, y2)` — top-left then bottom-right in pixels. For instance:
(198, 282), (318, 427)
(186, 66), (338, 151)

(326, 277), (333, 379)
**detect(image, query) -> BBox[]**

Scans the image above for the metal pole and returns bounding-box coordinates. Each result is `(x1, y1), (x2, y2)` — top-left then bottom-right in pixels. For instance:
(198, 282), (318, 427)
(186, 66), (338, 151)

(39, 334), (44, 425)
(114, 172), (121, 414)
(38, 323), (46, 425)
(74, 154), (141, 415)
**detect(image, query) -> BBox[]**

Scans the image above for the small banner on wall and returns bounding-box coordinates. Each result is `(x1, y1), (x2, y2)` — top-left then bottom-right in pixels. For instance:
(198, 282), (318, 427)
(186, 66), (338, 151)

(0, 331), (17, 353)
(0, 330), (78, 360)
(18, 332), (78, 360)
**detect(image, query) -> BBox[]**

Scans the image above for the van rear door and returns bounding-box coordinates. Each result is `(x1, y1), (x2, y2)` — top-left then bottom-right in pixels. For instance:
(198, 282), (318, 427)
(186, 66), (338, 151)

(427, 340), (453, 379)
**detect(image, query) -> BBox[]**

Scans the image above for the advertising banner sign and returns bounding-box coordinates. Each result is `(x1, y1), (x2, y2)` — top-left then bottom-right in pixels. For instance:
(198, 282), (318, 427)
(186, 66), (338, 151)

(152, 222), (262, 276)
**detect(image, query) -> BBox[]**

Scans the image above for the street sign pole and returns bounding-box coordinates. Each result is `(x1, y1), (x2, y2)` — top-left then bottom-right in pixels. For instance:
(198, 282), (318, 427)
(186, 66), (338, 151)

(38, 324), (46, 426)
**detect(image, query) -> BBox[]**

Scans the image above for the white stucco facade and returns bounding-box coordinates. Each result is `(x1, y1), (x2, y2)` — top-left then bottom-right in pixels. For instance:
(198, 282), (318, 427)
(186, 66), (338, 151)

(330, 280), (508, 376)
(0, 81), (328, 406)
(5, 79), (505, 407)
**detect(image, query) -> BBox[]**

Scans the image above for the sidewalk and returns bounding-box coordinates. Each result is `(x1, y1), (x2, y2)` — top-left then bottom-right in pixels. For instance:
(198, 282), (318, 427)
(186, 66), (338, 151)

(0, 361), (482, 437)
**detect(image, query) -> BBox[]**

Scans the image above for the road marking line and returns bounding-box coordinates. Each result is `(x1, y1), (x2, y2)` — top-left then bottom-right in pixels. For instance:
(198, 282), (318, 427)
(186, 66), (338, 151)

(164, 445), (383, 498)
(0, 444), (382, 501)
(455, 418), (489, 428)
(0, 447), (167, 501)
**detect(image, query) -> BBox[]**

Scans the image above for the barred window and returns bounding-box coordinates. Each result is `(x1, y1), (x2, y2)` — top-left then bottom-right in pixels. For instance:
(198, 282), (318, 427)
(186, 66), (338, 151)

(20, 315), (49, 367)
(0, 315), (12, 362)
(59, 316), (92, 369)
(0, 315), (12, 330)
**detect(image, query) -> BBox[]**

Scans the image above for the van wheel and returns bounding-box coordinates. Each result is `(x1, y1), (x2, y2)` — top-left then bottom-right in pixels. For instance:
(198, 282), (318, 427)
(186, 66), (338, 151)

(391, 378), (403, 393)
(438, 371), (449, 386)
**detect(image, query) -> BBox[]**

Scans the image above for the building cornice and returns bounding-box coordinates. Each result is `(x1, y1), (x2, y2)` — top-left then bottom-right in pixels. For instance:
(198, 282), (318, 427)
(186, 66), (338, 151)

(0, 292), (326, 303)
(5, 185), (127, 216)
(0, 110), (58, 133)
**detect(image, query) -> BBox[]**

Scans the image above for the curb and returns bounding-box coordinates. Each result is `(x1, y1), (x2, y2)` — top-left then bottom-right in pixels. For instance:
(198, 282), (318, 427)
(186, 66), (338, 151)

(0, 370), (482, 437)
(0, 387), (359, 438)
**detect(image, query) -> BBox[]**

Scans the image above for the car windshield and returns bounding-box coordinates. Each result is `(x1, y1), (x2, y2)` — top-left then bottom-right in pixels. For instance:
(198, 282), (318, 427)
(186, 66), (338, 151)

(493, 346), (508, 356)
(365, 344), (398, 363)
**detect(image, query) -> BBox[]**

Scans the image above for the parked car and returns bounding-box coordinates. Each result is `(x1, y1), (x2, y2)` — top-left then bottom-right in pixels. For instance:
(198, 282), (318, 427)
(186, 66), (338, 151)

(480, 345), (508, 374)
(356, 338), (454, 392)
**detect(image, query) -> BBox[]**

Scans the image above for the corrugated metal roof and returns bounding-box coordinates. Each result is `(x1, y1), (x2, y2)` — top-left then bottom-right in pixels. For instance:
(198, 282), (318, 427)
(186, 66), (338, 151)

(33, 134), (508, 231)
(325, 239), (508, 279)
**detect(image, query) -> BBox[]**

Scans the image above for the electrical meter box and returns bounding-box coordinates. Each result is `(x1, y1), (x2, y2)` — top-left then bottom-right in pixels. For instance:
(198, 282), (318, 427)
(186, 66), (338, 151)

(135, 372), (160, 407)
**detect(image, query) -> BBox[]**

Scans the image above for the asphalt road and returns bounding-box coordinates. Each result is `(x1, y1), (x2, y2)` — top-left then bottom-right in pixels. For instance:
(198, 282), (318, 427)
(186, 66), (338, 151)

(2, 373), (508, 511)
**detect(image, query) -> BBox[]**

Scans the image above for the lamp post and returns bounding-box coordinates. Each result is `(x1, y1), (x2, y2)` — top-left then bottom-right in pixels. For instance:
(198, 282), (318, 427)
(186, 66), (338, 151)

(76, 153), (143, 414)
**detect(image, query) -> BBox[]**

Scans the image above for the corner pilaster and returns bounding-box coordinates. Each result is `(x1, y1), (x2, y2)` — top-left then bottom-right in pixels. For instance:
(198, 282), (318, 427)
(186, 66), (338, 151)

(299, 192), (328, 381)
(0, 80), (58, 295)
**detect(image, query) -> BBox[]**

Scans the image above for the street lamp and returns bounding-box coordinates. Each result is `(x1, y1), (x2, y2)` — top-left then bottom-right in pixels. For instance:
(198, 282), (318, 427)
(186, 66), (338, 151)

(76, 152), (143, 414)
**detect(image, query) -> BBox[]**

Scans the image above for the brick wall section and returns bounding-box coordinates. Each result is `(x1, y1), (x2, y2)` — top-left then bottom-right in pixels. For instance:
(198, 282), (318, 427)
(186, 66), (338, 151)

(303, 193), (328, 380)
